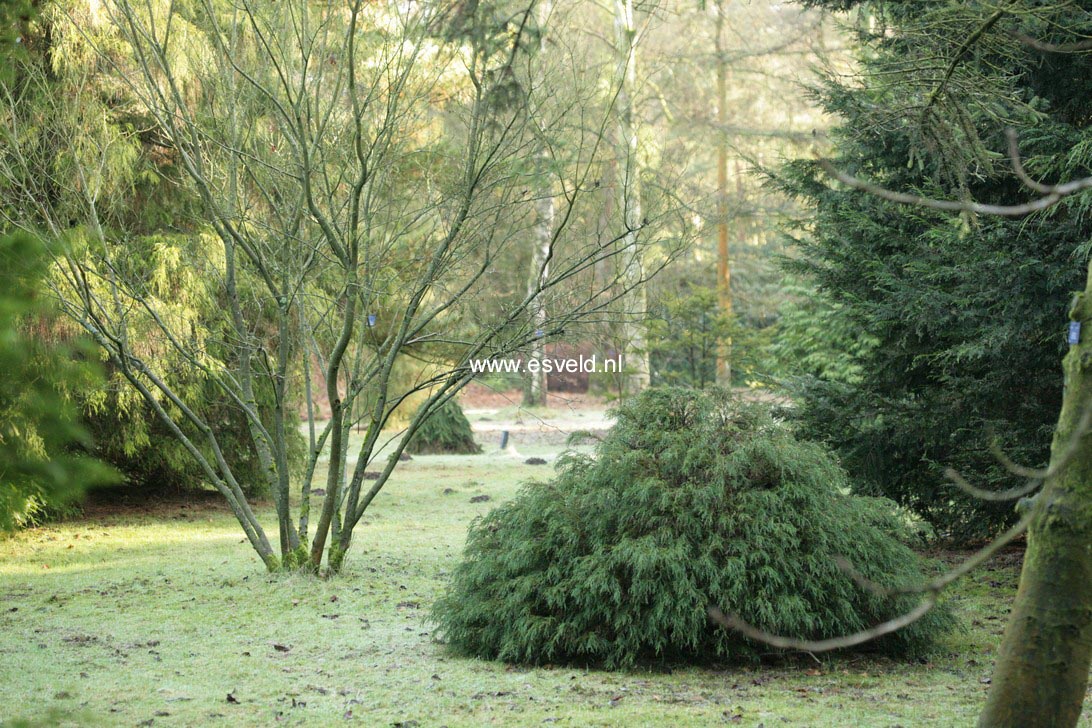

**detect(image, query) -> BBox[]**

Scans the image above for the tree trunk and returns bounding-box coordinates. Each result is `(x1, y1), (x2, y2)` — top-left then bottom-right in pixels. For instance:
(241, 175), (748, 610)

(614, 0), (649, 395)
(524, 0), (553, 408)
(978, 260), (1092, 727)
(714, 0), (732, 387)
(524, 177), (553, 407)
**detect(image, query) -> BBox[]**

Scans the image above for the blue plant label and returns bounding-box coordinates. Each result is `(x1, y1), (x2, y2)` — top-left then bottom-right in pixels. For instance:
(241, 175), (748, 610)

(534, 329), (544, 338)
(1069, 320), (1081, 346)
(367, 314), (376, 327)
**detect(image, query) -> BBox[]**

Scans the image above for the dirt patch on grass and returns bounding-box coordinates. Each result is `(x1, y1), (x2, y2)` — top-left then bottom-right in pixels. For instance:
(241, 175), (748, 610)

(79, 487), (233, 520)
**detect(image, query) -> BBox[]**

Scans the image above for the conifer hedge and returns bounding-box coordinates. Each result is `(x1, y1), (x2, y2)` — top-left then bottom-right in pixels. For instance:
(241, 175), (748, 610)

(432, 388), (954, 667)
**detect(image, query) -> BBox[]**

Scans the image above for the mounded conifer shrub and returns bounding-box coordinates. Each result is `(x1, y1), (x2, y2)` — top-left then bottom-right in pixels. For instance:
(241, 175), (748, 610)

(432, 388), (955, 668)
(405, 398), (482, 455)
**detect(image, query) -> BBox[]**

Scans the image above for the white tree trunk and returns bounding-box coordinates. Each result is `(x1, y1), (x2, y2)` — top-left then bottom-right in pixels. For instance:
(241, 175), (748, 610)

(614, 0), (649, 395)
(525, 154), (554, 406)
(524, 0), (554, 407)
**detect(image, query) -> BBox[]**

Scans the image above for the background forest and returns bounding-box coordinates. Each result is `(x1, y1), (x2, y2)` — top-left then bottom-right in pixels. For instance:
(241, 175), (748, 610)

(3, 0), (1092, 726)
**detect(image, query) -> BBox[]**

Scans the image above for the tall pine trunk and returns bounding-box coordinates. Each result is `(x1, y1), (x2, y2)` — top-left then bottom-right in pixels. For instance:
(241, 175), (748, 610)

(978, 260), (1092, 727)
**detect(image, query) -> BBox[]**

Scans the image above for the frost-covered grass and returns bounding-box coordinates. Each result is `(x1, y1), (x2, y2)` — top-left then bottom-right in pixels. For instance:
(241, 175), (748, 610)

(0, 448), (1078, 727)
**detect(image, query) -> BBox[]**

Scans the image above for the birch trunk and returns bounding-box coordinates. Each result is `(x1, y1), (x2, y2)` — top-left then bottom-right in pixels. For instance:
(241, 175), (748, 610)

(524, 0), (553, 408)
(614, 0), (649, 395)
(524, 173), (553, 406)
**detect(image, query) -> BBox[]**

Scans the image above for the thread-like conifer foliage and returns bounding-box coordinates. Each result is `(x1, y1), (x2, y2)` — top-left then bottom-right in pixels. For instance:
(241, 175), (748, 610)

(432, 388), (954, 667)
(405, 398), (482, 455)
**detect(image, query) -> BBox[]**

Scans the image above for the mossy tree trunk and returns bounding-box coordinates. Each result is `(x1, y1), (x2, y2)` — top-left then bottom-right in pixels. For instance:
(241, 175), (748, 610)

(978, 261), (1092, 727)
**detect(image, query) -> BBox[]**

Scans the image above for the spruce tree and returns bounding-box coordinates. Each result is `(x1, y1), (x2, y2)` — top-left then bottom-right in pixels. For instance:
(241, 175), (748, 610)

(0, 233), (117, 529)
(779, 1), (1092, 540)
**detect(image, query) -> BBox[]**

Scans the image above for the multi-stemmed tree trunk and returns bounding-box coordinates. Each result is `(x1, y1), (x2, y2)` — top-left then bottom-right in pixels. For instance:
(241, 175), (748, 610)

(978, 260), (1092, 727)
(1, 0), (671, 574)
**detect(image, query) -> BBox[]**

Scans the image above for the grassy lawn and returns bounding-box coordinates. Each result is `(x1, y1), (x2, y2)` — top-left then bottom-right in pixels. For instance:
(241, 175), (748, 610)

(0, 446), (1084, 727)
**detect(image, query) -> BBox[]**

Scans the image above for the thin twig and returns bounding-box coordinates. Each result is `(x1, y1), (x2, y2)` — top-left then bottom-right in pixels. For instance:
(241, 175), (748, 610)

(944, 468), (1041, 502)
(922, 9), (1007, 119)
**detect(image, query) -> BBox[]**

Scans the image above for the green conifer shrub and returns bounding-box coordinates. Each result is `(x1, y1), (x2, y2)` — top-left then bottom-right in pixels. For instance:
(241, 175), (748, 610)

(432, 388), (954, 668)
(0, 233), (117, 530)
(405, 398), (482, 455)
(84, 380), (304, 499)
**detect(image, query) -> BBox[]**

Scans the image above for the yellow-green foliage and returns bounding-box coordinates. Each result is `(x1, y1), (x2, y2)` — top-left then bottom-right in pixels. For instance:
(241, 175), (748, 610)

(433, 388), (955, 668)
(3, 4), (303, 496)
(0, 233), (117, 530)
(72, 227), (295, 496)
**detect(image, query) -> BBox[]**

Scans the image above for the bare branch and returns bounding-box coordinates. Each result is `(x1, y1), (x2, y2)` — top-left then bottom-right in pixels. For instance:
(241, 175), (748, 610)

(709, 509), (1031, 653)
(817, 141), (1092, 217)
(949, 380), (1092, 489)
(922, 9), (1007, 119)
(1012, 31), (1092, 54)
(711, 456), (1035, 651)
(839, 511), (1032, 599)
(990, 392), (1092, 480)
(707, 600), (937, 653)
(944, 468), (1042, 502)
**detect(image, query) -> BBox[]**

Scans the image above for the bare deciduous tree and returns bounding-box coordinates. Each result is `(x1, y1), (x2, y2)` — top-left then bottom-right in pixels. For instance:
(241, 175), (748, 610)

(0, 0), (675, 572)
